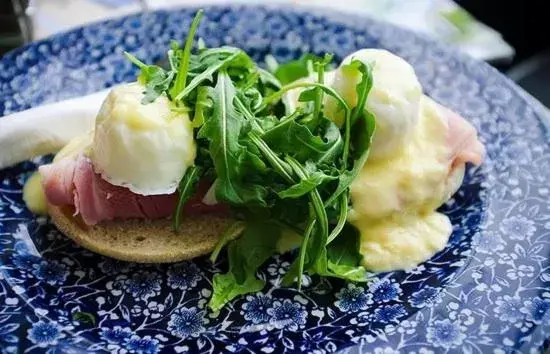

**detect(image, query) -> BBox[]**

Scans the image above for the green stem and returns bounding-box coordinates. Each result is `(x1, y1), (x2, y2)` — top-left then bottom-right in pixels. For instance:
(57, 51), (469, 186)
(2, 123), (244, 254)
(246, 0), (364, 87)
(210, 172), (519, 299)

(175, 51), (241, 101)
(342, 106), (351, 169)
(313, 62), (325, 121)
(234, 96), (264, 133)
(173, 166), (202, 232)
(210, 221), (246, 262)
(326, 194), (348, 244)
(296, 219), (315, 290)
(249, 133), (294, 183)
(259, 82), (348, 113)
(170, 9), (204, 99)
(124, 52), (148, 69)
(285, 156), (328, 242)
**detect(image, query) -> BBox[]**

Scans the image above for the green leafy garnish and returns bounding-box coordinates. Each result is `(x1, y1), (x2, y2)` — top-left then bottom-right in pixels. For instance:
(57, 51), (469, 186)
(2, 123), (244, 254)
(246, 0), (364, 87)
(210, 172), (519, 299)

(173, 165), (202, 232)
(72, 312), (96, 326)
(210, 221), (246, 263)
(125, 9), (376, 311)
(209, 221), (281, 312)
(197, 71), (267, 206)
(273, 53), (333, 84)
(170, 9), (204, 99)
(326, 224), (368, 282)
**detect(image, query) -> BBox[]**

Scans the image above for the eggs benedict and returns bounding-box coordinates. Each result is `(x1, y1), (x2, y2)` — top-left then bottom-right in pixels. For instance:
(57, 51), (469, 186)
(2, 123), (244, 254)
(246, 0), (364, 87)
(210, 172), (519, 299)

(322, 49), (484, 271)
(11, 9), (485, 311)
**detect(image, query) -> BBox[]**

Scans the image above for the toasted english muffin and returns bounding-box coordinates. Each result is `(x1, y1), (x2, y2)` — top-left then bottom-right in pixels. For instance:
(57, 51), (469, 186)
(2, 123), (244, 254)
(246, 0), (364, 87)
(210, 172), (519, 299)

(48, 204), (231, 263)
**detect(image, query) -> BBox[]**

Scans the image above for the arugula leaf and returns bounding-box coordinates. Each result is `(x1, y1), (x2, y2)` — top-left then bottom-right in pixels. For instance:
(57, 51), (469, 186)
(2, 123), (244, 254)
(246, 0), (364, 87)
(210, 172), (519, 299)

(125, 52), (174, 104)
(261, 81), (348, 114)
(198, 71), (267, 205)
(142, 69), (174, 104)
(274, 54), (332, 84)
(192, 86), (211, 128)
(313, 54), (333, 122)
(72, 312), (96, 326)
(326, 224), (368, 282)
(325, 111), (375, 207)
(234, 94), (265, 134)
(248, 132), (294, 183)
(175, 49), (242, 101)
(298, 88), (317, 103)
(170, 9), (204, 99)
(210, 273), (265, 312)
(276, 227), (302, 253)
(173, 166), (203, 232)
(258, 67), (282, 90)
(327, 263), (367, 282)
(325, 62), (376, 206)
(262, 118), (343, 164)
(329, 109), (375, 200)
(326, 193), (348, 243)
(210, 221), (246, 262)
(345, 60), (375, 126)
(284, 222), (368, 284)
(278, 169), (336, 199)
(209, 221), (282, 311)
(285, 157), (329, 288)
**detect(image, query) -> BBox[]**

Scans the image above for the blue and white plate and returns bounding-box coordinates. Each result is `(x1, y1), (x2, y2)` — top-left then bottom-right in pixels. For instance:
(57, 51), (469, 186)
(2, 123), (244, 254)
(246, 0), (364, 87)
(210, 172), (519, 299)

(0, 5), (549, 353)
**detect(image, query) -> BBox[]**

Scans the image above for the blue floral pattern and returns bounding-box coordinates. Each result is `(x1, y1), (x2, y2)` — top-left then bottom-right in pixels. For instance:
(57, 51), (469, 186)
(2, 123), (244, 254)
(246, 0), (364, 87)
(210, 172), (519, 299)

(241, 294), (274, 324)
(0, 4), (549, 353)
(335, 284), (373, 312)
(167, 262), (201, 290)
(268, 299), (308, 331)
(409, 286), (442, 308)
(426, 319), (466, 349)
(369, 279), (402, 303)
(27, 321), (65, 348)
(168, 307), (206, 339)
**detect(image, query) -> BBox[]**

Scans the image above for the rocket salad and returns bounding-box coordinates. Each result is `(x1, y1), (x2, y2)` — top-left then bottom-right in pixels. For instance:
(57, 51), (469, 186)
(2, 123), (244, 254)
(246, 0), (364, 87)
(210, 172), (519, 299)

(125, 9), (376, 311)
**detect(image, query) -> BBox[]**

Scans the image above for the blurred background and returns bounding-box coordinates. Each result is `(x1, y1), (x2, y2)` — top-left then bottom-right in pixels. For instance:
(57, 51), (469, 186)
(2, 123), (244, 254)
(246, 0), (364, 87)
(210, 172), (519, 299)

(1, 0), (548, 106)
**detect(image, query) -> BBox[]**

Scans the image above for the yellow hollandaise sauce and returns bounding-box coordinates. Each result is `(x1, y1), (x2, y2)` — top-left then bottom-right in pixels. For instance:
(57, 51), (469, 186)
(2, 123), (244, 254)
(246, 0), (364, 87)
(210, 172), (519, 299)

(349, 97), (457, 272)
(23, 172), (47, 215)
(354, 212), (452, 272)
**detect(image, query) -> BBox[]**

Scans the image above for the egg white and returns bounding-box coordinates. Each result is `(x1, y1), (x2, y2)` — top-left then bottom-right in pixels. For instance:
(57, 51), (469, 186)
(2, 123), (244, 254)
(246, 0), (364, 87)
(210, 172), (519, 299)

(91, 83), (196, 196)
(325, 49), (423, 160)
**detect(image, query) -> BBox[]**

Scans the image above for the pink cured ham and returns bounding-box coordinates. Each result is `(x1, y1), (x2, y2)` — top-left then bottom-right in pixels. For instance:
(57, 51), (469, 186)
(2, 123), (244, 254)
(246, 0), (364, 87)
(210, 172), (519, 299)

(437, 101), (485, 199)
(438, 102), (485, 167)
(40, 154), (225, 225)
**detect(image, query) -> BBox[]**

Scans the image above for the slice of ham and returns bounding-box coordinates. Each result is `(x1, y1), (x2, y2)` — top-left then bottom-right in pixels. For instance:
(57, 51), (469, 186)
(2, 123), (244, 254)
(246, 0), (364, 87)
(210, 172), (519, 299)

(436, 100), (485, 199)
(438, 102), (485, 167)
(40, 154), (226, 225)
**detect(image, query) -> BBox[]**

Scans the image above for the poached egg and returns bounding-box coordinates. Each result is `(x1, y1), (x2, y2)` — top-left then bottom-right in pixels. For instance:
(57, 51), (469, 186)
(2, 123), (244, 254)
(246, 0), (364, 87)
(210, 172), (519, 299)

(91, 83), (196, 195)
(325, 49), (423, 160)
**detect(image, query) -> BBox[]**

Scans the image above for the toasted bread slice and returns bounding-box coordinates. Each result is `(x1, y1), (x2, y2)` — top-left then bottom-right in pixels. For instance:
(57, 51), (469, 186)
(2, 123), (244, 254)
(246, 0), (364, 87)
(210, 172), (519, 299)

(48, 205), (231, 263)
